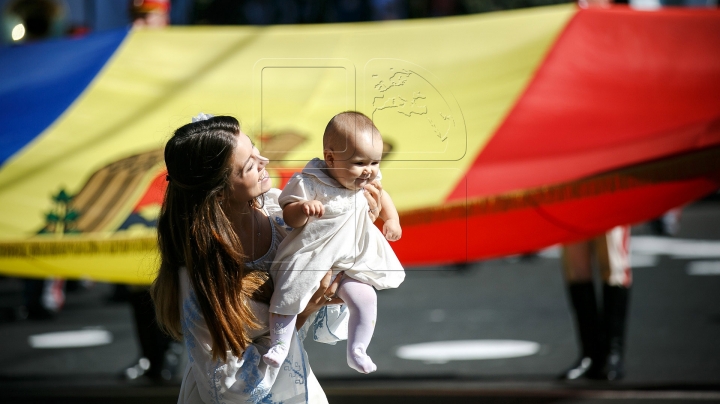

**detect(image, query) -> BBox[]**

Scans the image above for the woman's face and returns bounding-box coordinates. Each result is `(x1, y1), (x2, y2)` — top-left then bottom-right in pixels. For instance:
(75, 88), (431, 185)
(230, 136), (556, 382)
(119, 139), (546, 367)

(227, 133), (271, 206)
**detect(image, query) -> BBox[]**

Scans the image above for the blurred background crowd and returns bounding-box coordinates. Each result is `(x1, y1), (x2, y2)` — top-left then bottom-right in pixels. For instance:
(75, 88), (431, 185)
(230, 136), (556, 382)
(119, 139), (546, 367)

(2, 0), (715, 47)
(0, 0), (570, 45)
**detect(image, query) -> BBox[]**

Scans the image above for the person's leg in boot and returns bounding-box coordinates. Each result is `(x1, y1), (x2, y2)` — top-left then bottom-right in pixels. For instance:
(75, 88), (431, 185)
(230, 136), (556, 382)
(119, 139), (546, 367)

(23, 277), (65, 320)
(596, 226), (632, 381)
(600, 284), (630, 380)
(560, 240), (603, 380)
(335, 277), (377, 373)
(128, 286), (173, 381)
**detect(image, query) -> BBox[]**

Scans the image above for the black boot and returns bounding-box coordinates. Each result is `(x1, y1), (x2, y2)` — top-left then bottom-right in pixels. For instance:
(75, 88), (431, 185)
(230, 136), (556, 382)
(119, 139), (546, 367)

(561, 282), (602, 380)
(595, 284), (630, 381)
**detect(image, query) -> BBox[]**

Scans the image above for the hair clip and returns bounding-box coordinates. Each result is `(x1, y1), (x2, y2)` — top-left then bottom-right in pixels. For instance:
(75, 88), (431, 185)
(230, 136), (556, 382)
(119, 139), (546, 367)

(192, 113), (215, 123)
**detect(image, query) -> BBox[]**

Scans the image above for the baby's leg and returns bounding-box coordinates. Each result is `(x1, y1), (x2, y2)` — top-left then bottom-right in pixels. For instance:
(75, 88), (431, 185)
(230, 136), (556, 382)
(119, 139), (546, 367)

(263, 313), (296, 368)
(336, 278), (377, 373)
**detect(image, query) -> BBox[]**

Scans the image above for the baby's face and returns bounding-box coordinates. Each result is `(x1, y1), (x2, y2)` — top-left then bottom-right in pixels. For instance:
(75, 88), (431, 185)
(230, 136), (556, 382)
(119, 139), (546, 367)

(325, 131), (383, 191)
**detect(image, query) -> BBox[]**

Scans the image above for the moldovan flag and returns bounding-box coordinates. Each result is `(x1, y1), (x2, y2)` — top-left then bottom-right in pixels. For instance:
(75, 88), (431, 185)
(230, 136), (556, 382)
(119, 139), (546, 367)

(0, 5), (718, 284)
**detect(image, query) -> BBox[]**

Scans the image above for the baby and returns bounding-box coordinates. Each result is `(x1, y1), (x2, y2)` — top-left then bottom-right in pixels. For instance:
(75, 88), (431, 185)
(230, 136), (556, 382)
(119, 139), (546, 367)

(263, 111), (405, 373)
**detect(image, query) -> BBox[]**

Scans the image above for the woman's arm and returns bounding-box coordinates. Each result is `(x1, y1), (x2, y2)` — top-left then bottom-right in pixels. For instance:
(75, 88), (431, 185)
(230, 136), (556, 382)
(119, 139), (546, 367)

(296, 270), (344, 329)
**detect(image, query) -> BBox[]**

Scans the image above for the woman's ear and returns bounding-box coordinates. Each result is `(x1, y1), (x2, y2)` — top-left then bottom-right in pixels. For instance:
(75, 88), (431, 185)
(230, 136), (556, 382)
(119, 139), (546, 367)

(324, 149), (334, 167)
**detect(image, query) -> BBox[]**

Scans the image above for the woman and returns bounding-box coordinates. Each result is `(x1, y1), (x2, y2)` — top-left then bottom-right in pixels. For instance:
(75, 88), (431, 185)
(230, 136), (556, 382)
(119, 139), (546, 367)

(151, 114), (383, 403)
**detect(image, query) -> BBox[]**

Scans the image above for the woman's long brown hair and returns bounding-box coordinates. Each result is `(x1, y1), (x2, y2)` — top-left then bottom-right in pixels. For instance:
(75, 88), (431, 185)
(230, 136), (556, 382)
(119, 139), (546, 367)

(151, 116), (271, 362)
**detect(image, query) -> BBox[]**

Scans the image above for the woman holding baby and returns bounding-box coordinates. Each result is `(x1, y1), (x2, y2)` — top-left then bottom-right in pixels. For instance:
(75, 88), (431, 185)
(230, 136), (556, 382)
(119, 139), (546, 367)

(151, 113), (389, 403)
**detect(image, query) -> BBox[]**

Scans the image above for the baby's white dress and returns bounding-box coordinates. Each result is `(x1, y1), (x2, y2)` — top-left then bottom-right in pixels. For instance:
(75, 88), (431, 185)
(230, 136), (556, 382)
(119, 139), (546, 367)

(269, 158), (405, 316)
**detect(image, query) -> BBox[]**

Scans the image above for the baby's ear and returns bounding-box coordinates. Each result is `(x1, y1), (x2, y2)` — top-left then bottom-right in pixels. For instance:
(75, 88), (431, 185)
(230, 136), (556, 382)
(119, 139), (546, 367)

(323, 149), (334, 167)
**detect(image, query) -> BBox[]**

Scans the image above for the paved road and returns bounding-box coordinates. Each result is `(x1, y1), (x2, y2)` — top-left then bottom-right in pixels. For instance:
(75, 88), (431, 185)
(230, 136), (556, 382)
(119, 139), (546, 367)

(308, 201), (720, 385)
(1, 199), (719, 403)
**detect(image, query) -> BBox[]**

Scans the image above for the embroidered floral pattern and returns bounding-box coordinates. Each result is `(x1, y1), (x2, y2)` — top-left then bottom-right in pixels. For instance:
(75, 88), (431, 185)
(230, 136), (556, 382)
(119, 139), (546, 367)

(273, 322), (287, 335)
(210, 359), (227, 404)
(238, 347), (283, 404)
(282, 354), (306, 386)
(274, 216), (293, 233)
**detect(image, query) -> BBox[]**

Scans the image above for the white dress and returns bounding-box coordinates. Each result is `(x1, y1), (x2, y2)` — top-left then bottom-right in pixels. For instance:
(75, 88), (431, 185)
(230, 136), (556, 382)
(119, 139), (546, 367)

(177, 189), (348, 404)
(269, 158), (405, 316)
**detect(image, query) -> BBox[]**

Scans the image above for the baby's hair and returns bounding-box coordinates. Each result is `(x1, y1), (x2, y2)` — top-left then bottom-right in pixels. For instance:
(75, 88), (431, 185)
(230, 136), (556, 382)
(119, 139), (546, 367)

(324, 111), (382, 151)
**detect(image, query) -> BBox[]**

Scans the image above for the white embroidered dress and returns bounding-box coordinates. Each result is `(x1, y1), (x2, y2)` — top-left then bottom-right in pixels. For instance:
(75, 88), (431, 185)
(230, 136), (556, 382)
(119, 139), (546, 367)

(269, 158), (405, 316)
(177, 189), (347, 404)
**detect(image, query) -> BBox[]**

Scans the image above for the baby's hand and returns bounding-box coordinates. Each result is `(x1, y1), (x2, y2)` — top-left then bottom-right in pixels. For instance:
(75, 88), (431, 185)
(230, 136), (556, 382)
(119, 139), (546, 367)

(383, 219), (402, 241)
(302, 200), (325, 218)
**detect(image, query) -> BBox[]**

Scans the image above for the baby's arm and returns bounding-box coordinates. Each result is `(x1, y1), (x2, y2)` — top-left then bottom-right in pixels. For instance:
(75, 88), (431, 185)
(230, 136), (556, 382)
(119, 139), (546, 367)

(282, 200), (325, 228)
(379, 191), (402, 241)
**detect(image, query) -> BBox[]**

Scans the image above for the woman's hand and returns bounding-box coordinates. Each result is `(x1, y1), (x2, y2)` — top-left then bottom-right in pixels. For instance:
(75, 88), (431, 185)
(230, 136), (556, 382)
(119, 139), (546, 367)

(364, 180), (383, 222)
(296, 270), (344, 329)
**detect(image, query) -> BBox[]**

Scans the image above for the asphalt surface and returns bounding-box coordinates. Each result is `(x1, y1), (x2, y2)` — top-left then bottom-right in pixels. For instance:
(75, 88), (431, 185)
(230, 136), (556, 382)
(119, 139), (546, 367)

(1, 198), (719, 403)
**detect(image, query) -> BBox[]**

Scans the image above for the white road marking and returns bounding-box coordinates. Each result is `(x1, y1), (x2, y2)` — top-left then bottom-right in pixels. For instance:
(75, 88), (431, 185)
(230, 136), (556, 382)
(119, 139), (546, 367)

(28, 328), (113, 349)
(396, 340), (540, 364)
(686, 261), (720, 276)
(631, 236), (720, 259)
(630, 253), (659, 268)
(538, 237), (720, 271)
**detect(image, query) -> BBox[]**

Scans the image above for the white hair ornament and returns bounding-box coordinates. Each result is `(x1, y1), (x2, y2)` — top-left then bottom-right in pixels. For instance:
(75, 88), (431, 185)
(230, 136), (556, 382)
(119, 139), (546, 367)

(192, 112), (215, 123)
